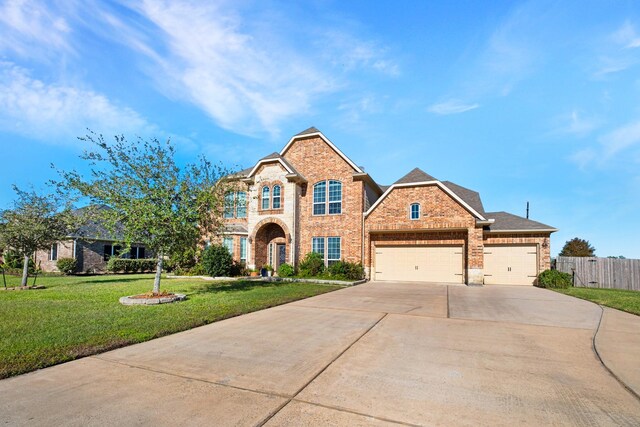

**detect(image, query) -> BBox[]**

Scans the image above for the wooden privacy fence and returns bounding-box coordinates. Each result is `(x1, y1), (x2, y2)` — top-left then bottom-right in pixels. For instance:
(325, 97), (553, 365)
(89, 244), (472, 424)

(556, 256), (640, 291)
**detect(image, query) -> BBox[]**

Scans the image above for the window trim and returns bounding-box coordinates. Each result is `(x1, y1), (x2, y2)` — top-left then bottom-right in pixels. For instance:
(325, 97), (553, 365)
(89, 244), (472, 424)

(311, 236), (341, 267)
(328, 180), (342, 215)
(49, 243), (58, 261)
(223, 237), (234, 256)
(224, 191), (235, 218)
(327, 236), (341, 266)
(240, 237), (247, 262)
(410, 203), (421, 220)
(236, 191), (247, 218)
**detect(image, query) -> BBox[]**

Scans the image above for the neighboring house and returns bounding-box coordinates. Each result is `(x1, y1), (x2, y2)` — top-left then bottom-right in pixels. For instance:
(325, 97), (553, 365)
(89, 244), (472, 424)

(34, 206), (147, 274)
(218, 127), (556, 286)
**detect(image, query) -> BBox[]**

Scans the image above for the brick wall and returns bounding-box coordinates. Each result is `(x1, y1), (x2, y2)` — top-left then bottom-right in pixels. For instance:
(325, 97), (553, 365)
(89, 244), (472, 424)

(34, 240), (74, 272)
(282, 136), (364, 264)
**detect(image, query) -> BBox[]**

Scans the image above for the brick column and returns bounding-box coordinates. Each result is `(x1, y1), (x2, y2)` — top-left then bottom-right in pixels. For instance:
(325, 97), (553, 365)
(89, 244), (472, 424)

(467, 226), (484, 285)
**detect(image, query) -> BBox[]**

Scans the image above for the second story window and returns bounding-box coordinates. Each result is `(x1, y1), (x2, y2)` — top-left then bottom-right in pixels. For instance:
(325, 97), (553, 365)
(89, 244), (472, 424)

(261, 186), (270, 210)
(236, 192), (247, 218)
(272, 185), (281, 209)
(224, 191), (247, 218)
(410, 203), (420, 220)
(313, 180), (342, 215)
(313, 181), (326, 215)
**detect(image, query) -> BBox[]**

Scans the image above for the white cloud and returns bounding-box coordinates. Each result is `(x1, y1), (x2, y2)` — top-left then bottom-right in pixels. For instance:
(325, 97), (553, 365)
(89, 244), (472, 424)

(600, 120), (640, 157)
(0, 62), (155, 141)
(427, 99), (479, 115)
(0, 0), (74, 57)
(555, 110), (601, 137)
(612, 21), (640, 49)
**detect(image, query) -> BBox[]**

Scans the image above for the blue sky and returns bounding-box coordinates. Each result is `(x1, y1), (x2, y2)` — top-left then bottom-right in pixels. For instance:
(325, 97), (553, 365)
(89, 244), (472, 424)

(1, 0), (639, 258)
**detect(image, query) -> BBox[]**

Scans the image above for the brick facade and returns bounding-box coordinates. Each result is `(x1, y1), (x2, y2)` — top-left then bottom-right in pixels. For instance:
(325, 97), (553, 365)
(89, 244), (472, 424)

(220, 128), (555, 284)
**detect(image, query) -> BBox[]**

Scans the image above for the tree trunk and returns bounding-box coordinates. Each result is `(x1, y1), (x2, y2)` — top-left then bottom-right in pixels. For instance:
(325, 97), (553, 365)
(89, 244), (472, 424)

(153, 252), (163, 294)
(21, 254), (29, 287)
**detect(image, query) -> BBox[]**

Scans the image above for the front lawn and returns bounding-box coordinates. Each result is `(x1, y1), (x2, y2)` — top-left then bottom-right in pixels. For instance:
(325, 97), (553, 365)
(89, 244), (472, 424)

(555, 287), (640, 316)
(0, 274), (341, 379)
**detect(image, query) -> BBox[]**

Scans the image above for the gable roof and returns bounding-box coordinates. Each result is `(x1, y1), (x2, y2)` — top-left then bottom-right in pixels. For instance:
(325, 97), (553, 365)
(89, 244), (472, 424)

(394, 167), (437, 184)
(280, 127), (364, 174)
(246, 152), (304, 179)
(69, 205), (125, 241)
(441, 181), (485, 216)
(484, 211), (557, 232)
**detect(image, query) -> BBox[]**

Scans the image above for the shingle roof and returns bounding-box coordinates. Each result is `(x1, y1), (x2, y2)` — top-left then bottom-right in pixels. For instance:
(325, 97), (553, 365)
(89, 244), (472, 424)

(253, 152), (302, 177)
(394, 167), (438, 184)
(69, 205), (124, 241)
(485, 211), (557, 232)
(294, 126), (321, 136)
(442, 181), (486, 216)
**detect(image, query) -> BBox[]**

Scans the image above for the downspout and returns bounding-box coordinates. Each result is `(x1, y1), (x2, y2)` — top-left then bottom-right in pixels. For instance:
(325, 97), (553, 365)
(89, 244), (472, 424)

(292, 184), (297, 266)
(361, 186), (366, 278)
(72, 239), (77, 259)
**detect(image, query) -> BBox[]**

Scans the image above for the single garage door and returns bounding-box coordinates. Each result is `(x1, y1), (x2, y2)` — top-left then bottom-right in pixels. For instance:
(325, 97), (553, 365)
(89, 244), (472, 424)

(483, 245), (538, 285)
(375, 246), (463, 283)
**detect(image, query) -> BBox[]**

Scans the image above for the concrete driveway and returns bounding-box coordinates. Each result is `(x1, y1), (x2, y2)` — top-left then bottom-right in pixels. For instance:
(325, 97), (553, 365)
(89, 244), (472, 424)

(2, 282), (639, 426)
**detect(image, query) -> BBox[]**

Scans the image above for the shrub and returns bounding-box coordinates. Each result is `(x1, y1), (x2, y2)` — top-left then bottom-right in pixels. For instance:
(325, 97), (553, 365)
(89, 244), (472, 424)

(107, 258), (157, 273)
(202, 244), (233, 277)
(230, 260), (248, 277)
(536, 269), (573, 289)
(56, 257), (77, 275)
(328, 260), (364, 281)
(278, 263), (295, 277)
(298, 252), (325, 277)
(2, 250), (35, 273)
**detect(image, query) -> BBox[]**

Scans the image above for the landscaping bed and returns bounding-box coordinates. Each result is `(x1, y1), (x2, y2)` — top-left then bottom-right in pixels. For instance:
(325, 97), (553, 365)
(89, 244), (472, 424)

(0, 274), (342, 379)
(555, 287), (640, 316)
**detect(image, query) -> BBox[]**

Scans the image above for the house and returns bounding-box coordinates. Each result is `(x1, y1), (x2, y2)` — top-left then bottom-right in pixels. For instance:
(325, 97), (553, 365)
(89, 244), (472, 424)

(218, 127), (557, 285)
(34, 206), (147, 274)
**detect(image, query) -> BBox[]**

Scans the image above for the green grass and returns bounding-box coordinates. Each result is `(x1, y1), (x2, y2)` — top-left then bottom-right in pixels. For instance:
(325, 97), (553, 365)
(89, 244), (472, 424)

(555, 287), (640, 316)
(0, 274), (342, 379)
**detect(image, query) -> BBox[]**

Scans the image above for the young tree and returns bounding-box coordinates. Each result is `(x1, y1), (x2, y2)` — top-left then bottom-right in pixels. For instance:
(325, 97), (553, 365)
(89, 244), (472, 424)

(55, 132), (230, 294)
(559, 237), (596, 257)
(0, 187), (72, 286)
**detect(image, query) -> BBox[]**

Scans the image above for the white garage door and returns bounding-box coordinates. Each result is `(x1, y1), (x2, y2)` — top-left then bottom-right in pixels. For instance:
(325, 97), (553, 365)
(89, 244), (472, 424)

(483, 245), (538, 286)
(375, 246), (463, 283)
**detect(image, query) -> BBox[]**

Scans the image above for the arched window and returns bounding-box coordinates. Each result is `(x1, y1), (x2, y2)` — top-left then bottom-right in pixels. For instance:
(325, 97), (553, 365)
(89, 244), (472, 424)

(272, 185), (281, 209)
(410, 203), (420, 220)
(328, 180), (342, 214)
(313, 181), (326, 215)
(261, 186), (270, 210)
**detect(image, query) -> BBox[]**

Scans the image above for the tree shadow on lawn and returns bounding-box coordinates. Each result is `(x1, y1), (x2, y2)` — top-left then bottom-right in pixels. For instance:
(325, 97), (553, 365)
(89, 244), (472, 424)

(190, 280), (279, 295)
(74, 277), (149, 285)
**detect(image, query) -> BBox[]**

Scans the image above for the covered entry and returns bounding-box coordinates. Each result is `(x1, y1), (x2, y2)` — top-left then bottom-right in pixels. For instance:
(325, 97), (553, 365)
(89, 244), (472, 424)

(374, 246), (464, 283)
(483, 245), (538, 285)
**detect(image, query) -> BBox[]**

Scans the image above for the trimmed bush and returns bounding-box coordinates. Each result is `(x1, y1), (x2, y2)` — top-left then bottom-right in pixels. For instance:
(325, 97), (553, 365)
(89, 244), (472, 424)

(278, 263), (295, 277)
(106, 258), (157, 273)
(56, 257), (77, 275)
(536, 269), (573, 289)
(202, 244), (232, 277)
(328, 260), (364, 281)
(298, 252), (325, 277)
(230, 260), (248, 277)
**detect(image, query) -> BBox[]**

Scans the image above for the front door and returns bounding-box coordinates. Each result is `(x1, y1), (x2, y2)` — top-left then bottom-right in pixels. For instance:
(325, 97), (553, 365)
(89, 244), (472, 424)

(276, 244), (286, 270)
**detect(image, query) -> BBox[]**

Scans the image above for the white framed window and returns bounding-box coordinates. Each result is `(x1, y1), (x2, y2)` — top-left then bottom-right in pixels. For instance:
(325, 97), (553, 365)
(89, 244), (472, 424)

(224, 192), (235, 218)
(272, 185), (281, 209)
(49, 243), (58, 261)
(312, 237), (325, 255)
(103, 244), (121, 261)
(240, 237), (247, 262)
(312, 237), (341, 266)
(313, 181), (326, 215)
(328, 180), (342, 214)
(327, 237), (341, 266)
(223, 237), (233, 255)
(129, 246), (145, 259)
(236, 192), (247, 218)
(410, 203), (420, 220)
(261, 186), (270, 210)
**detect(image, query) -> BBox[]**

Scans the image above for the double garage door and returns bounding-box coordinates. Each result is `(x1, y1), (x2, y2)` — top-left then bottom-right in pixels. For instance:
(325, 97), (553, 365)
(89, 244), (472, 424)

(375, 246), (464, 283)
(483, 245), (538, 286)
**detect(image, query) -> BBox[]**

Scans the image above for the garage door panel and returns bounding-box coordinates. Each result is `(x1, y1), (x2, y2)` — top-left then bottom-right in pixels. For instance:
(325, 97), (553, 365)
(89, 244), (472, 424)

(375, 246), (463, 284)
(484, 245), (537, 286)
